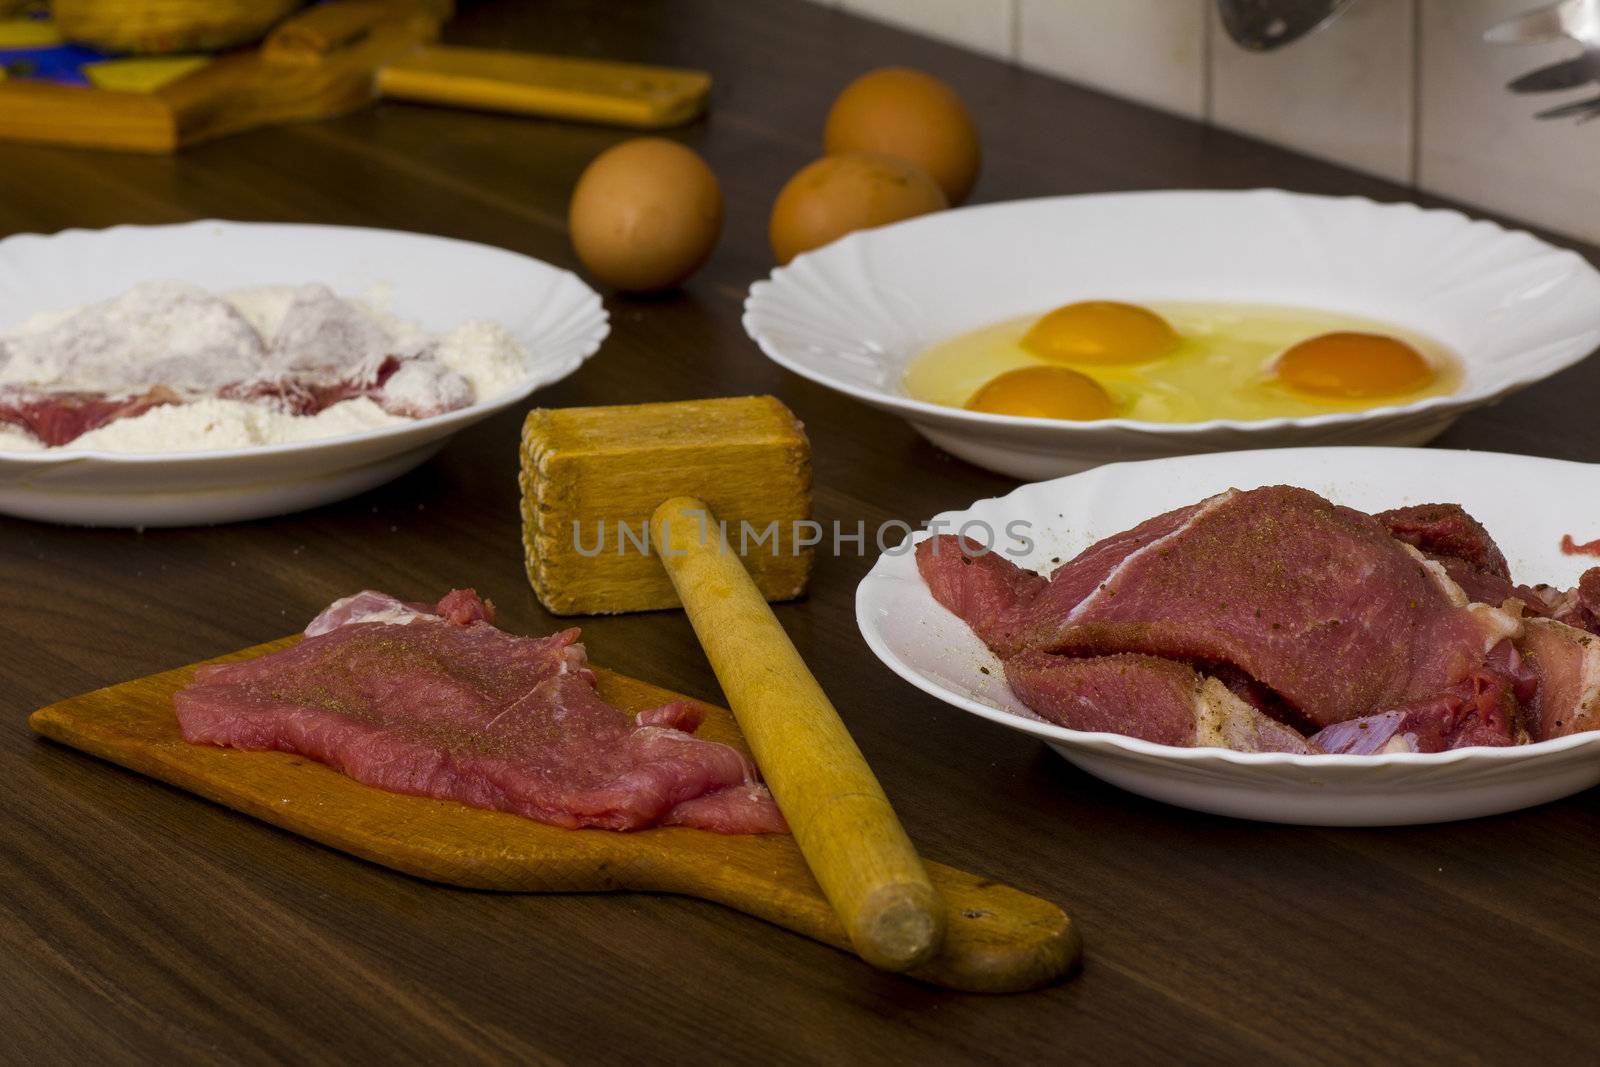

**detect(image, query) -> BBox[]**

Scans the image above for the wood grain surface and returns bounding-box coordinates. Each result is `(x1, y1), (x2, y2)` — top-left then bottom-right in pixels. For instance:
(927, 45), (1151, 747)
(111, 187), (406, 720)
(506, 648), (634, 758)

(4, 0), (1600, 1063)
(27, 638), (1074, 994)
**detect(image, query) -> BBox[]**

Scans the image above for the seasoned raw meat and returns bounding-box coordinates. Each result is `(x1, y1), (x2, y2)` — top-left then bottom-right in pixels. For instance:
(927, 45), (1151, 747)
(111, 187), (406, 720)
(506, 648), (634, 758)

(1517, 619), (1600, 740)
(909, 485), (1600, 754)
(175, 590), (787, 833)
(1377, 503), (1511, 581)
(921, 487), (1520, 731)
(1376, 502), (1600, 639)
(917, 500), (1203, 659)
(1309, 642), (1526, 753)
(1004, 650), (1312, 753)
(302, 590), (436, 635)
(301, 588), (493, 635)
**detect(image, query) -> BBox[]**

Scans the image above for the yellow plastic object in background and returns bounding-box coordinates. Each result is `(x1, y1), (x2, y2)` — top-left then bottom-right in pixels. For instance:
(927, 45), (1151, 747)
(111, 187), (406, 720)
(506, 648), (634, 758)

(377, 45), (710, 128)
(85, 55), (211, 93)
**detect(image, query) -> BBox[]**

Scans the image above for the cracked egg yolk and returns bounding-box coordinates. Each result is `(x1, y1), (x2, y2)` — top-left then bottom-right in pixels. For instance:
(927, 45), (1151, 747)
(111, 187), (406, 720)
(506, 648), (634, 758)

(1020, 300), (1179, 365)
(1275, 331), (1434, 398)
(965, 365), (1115, 420)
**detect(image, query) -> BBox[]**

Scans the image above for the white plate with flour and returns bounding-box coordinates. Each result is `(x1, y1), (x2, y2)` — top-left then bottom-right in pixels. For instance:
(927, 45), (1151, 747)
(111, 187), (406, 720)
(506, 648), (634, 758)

(858, 447), (1600, 826)
(0, 221), (607, 526)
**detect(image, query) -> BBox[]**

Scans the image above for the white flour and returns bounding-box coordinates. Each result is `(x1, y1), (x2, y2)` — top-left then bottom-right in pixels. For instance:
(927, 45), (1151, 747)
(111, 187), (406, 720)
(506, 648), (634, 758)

(71, 397), (407, 452)
(0, 281), (531, 454)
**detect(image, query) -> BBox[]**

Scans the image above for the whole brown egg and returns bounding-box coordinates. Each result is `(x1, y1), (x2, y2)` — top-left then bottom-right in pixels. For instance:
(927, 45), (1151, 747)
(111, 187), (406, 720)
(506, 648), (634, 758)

(823, 67), (981, 205)
(768, 152), (948, 265)
(568, 138), (723, 292)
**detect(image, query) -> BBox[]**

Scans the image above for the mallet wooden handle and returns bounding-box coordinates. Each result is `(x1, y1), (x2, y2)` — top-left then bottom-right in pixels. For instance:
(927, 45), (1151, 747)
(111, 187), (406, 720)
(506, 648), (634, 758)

(651, 496), (945, 972)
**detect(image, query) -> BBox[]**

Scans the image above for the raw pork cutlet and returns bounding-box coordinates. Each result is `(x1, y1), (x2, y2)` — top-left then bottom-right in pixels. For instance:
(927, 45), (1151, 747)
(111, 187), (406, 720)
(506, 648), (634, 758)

(0, 282), (475, 447)
(1515, 619), (1600, 741)
(1373, 501), (1600, 741)
(1377, 502), (1600, 636)
(917, 500), (1205, 659)
(0, 386), (178, 447)
(0, 282), (264, 446)
(918, 486), (1532, 753)
(222, 284), (470, 419)
(1005, 651), (1312, 753)
(174, 590), (786, 833)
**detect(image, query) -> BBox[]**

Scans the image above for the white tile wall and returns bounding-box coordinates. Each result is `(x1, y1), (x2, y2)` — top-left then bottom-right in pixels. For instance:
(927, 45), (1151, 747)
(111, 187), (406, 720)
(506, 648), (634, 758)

(1016, 0), (1208, 120)
(1418, 0), (1600, 245)
(836, 0), (1017, 60)
(1209, 0), (1415, 183)
(801, 0), (1600, 246)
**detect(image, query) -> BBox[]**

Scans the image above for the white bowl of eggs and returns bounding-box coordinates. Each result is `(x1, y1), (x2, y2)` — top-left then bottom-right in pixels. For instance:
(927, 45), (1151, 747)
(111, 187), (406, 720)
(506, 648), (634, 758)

(743, 189), (1600, 479)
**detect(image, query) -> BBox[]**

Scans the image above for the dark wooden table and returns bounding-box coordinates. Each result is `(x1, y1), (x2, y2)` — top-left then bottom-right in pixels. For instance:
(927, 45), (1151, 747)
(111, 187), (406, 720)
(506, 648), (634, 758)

(5, 1), (1599, 1063)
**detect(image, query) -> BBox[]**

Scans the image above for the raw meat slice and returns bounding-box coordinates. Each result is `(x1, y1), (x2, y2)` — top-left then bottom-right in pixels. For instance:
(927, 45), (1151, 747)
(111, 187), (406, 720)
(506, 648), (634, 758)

(661, 784), (787, 833)
(0, 386), (178, 447)
(0, 281), (266, 394)
(1517, 619), (1600, 740)
(920, 486), (1521, 729)
(303, 590), (438, 635)
(1556, 569), (1600, 634)
(1311, 642), (1528, 753)
(267, 283), (407, 377)
(918, 486), (1600, 753)
(1317, 664), (1522, 752)
(435, 587), (496, 626)
(242, 285), (470, 419)
(218, 354), (403, 416)
(175, 590), (786, 833)
(1376, 503), (1510, 581)
(916, 500), (1204, 658)
(1374, 502), (1600, 634)
(303, 588), (498, 635)
(1004, 650), (1313, 753)
(0, 282), (480, 447)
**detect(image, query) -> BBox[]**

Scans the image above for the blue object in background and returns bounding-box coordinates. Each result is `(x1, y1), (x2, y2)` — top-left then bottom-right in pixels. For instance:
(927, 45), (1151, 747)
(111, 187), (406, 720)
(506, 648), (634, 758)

(0, 43), (117, 87)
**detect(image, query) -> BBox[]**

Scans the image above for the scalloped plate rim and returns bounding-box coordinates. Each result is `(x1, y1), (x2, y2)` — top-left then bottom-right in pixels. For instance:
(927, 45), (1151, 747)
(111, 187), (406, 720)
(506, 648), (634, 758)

(856, 446), (1600, 777)
(0, 220), (609, 464)
(744, 189), (1600, 437)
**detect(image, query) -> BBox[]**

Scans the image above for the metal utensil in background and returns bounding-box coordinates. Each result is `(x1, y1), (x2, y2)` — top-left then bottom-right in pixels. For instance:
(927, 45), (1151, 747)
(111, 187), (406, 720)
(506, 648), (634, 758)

(1528, 93), (1600, 120)
(1216, 0), (1356, 51)
(1487, 0), (1600, 120)
(1506, 53), (1599, 93)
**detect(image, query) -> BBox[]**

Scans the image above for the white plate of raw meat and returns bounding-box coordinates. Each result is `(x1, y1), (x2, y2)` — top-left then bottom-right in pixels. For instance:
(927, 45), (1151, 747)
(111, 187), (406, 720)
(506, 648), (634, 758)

(746, 190), (1600, 479)
(0, 221), (606, 526)
(857, 447), (1600, 825)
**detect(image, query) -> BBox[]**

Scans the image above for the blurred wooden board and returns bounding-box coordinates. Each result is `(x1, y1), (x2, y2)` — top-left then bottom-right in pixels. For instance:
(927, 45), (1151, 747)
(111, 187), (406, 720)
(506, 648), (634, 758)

(377, 45), (710, 127)
(0, 4), (440, 151)
(29, 637), (1079, 993)
(0, 1), (705, 151)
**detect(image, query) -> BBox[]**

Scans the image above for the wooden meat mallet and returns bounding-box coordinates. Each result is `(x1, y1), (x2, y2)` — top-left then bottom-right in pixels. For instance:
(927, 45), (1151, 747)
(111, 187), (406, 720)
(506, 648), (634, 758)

(520, 396), (943, 972)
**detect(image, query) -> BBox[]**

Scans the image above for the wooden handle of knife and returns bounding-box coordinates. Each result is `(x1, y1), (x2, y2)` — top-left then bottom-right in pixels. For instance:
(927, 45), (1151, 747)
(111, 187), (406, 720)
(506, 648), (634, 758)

(651, 496), (945, 972)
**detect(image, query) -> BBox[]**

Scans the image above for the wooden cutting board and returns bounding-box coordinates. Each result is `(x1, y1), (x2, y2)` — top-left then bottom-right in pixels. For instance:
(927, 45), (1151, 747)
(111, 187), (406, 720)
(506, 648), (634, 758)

(0, 4), (443, 152)
(28, 638), (1080, 993)
(0, 2), (709, 152)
